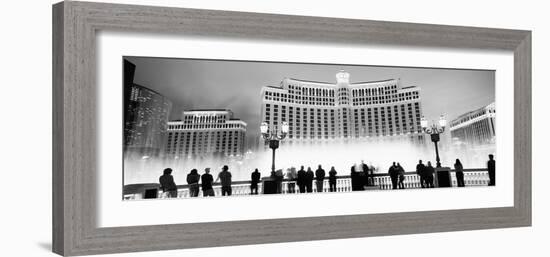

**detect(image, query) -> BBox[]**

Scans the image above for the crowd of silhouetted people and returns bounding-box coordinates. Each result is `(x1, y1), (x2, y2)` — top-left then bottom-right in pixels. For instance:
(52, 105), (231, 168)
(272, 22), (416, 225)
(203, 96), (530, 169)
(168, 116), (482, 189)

(159, 166), (230, 198)
(157, 154), (496, 198)
(275, 164), (359, 194)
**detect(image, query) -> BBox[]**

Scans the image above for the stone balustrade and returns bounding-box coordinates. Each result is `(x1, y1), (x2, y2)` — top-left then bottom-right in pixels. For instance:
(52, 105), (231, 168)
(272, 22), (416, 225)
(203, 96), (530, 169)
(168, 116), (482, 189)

(123, 168), (490, 200)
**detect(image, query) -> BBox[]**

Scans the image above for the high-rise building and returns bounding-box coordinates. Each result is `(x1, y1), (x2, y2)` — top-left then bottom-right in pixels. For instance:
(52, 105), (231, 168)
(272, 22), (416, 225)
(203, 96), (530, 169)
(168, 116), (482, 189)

(450, 102), (496, 145)
(260, 70), (425, 146)
(165, 109), (247, 158)
(123, 60), (172, 158)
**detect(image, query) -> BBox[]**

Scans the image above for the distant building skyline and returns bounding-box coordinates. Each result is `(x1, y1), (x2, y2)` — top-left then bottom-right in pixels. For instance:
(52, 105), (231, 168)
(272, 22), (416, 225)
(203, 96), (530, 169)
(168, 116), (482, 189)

(165, 109), (246, 158)
(450, 102), (496, 145)
(123, 60), (172, 158)
(124, 56), (495, 150)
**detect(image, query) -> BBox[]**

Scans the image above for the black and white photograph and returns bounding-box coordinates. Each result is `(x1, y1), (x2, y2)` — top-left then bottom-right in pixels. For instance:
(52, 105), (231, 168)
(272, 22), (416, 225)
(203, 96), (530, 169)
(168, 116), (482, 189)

(3, 0), (544, 256)
(122, 57), (496, 200)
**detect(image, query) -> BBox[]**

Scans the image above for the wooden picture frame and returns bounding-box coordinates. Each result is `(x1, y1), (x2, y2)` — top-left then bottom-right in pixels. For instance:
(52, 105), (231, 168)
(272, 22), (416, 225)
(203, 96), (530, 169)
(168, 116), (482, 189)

(52, 1), (531, 256)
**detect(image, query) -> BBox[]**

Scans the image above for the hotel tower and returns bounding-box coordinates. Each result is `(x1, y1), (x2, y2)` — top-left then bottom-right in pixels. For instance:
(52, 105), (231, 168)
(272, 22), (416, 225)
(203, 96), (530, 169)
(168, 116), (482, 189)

(260, 71), (425, 147)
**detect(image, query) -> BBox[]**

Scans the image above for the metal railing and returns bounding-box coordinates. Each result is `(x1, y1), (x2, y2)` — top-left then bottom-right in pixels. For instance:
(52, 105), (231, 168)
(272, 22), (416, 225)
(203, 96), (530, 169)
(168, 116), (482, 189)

(123, 168), (489, 200)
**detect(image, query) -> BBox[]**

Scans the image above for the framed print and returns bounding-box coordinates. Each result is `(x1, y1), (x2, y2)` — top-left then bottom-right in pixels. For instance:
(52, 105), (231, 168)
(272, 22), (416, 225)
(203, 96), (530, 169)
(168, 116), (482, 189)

(52, 1), (531, 256)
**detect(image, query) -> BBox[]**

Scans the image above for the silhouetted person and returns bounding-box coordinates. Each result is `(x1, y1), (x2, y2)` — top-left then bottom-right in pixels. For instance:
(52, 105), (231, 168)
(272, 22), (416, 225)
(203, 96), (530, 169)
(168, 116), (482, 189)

(454, 159), (465, 187)
(487, 154), (496, 186)
(329, 166), (338, 192)
(297, 166), (307, 193)
(397, 163), (405, 189)
(425, 161), (435, 188)
(250, 168), (261, 195)
(416, 160), (427, 188)
(286, 167), (297, 194)
(159, 168), (178, 198)
(216, 165), (232, 196)
(201, 168), (215, 197)
(274, 169), (284, 193)
(388, 162), (399, 190)
(351, 164), (363, 191)
(368, 162), (377, 186)
(361, 160), (371, 186)
(186, 169), (200, 197)
(306, 167), (314, 193)
(315, 165), (326, 193)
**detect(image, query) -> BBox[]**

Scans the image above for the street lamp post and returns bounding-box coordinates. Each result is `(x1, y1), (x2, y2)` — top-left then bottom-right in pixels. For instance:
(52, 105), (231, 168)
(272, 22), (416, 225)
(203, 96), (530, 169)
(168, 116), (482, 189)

(260, 121), (289, 174)
(421, 115), (447, 168)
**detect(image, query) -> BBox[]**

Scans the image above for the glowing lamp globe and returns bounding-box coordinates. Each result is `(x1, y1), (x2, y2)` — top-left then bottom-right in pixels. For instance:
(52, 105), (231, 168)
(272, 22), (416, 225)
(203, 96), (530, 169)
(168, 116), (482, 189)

(420, 116), (428, 128)
(260, 122), (268, 134)
(281, 122), (289, 134)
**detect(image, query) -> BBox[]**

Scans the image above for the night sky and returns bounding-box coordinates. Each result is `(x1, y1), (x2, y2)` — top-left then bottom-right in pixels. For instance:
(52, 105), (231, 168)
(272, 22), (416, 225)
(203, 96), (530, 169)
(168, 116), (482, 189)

(124, 56), (495, 149)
